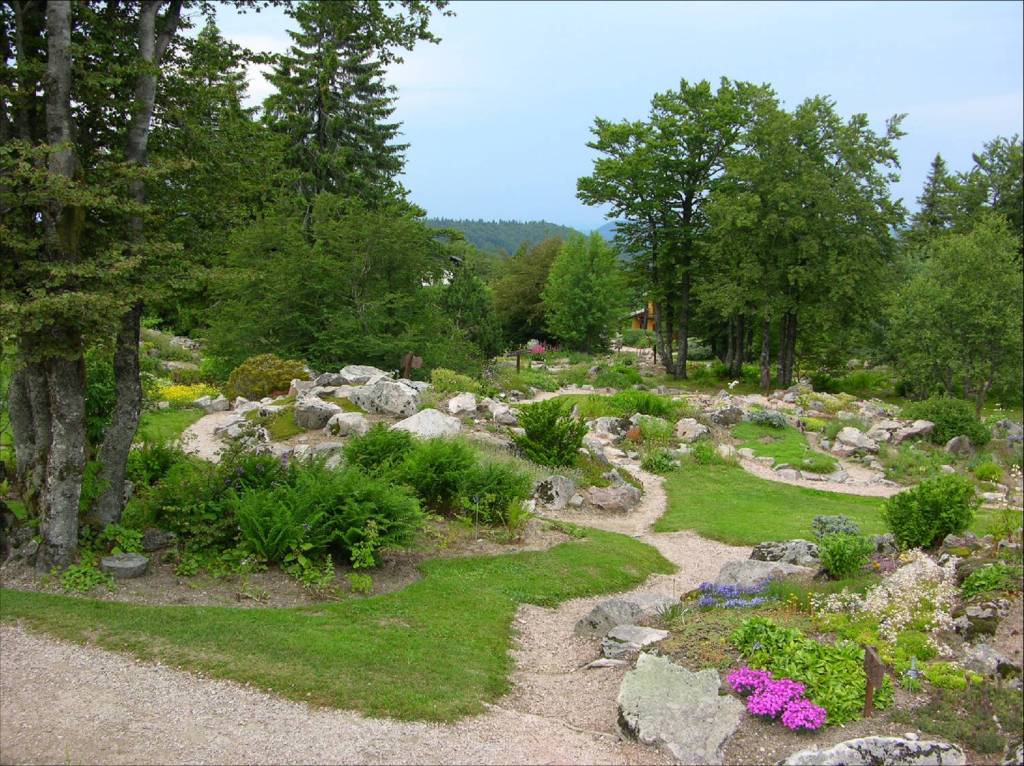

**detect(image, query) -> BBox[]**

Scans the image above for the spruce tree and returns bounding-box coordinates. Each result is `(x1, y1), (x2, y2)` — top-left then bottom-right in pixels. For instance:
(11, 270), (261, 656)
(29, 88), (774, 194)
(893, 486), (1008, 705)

(908, 153), (959, 242)
(264, 1), (447, 207)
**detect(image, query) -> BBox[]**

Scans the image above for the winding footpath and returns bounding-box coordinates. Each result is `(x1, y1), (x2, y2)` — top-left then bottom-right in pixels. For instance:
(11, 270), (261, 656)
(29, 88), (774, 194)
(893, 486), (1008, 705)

(0, 467), (747, 766)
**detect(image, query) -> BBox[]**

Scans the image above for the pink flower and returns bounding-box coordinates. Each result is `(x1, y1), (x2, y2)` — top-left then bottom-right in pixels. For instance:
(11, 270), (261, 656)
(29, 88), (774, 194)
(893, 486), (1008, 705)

(745, 679), (807, 718)
(726, 667), (772, 695)
(780, 698), (827, 730)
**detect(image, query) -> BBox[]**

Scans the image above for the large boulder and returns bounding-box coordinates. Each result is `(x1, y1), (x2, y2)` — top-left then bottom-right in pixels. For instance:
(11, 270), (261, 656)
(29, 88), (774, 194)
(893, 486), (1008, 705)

(339, 365), (389, 385)
(750, 539), (820, 568)
(945, 435), (974, 457)
(326, 411), (370, 438)
(391, 408), (461, 438)
(675, 418), (710, 443)
(349, 379), (420, 417)
(835, 426), (878, 454)
(314, 372), (346, 387)
(602, 625), (669, 659)
(575, 594), (678, 637)
(893, 419), (935, 444)
(447, 392), (478, 415)
(781, 736), (966, 765)
(585, 483), (642, 512)
(533, 475), (576, 511)
(293, 395), (342, 430)
(714, 559), (814, 589)
(709, 406), (744, 426)
(589, 416), (630, 441)
(617, 653), (743, 765)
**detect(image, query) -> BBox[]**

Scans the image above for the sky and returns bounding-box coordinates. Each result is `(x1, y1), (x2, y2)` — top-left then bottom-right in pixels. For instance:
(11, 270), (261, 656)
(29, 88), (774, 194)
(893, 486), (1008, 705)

(209, 0), (1024, 231)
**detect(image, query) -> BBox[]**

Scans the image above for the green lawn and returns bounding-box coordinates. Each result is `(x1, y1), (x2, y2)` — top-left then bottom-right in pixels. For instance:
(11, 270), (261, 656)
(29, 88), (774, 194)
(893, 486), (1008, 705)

(655, 464), (1008, 544)
(137, 408), (204, 444)
(0, 528), (673, 721)
(732, 422), (838, 474)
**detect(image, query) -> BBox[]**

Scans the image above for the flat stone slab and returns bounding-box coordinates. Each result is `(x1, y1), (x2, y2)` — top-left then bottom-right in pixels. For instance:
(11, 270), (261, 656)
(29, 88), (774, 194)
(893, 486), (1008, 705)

(100, 552), (149, 579)
(781, 736), (966, 765)
(602, 624), (669, 659)
(575, 594), (678, 637)
(714, 559), (814, 589)
(618, 653), (743, 765)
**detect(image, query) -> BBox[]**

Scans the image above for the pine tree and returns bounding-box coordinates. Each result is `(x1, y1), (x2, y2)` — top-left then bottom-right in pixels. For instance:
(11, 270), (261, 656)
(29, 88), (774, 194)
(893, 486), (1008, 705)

(908, 153), (959, 242)
(264, 1), (446, 207)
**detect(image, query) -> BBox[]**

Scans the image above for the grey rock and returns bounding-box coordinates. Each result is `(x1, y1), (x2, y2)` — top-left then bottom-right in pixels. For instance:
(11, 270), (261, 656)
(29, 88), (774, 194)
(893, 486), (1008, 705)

(716, 444), (738, 460)
(835, 426), (879, 453)
(349, 379), (420, 417)
(491, 403), (518, 426)
(781, 736), (966, 765)
(203, 395), (229, 414)
(893, 419), (935, 444)
(872, 533), (898, 555)
(192, 395), (212, 409)
(945, 435), (974, 457)
(569, 493), (584, 508)
(675, 418), (710, 443)
(776, 467), (803, 481)
(1003, 743), (1023, 766)
(162, 360), (199, 373)
(939, 464), (957, 474)
(447, 392), (477, 415)
(533, 475), (576, 511)
(737, 447), (756, 459)
(866, 426), (893, 443)
(141, 528), (176, 552)
(714, 559), (814, 589)
(293, 395), (342, 430)
(339, 364), (390, 385)
(391, 408), (461, 438)
(602, 624), (669, 659)
(709, 406), (744, 426)
(288, 378), (314, 397)
(326, 411), (370, 437)
(750, 539), (820, 567)
(585, 658), (629, 669)
(993, 419), (1023, 442)
(314, 372), (346, 387)
(575, 594), (678, 637)
(100, 552), (149, 579)
(585, 483), (642, 512)
(962, 643), (1022, 679)
(398, 378), (431, 392)
(618, 653), (743, 765)
(589, 416), (631, 441)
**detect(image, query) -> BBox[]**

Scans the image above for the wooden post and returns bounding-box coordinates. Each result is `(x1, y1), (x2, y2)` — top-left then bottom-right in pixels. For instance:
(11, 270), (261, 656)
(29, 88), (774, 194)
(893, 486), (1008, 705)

(516, 352), (521, 372)
(863, 645), (886, 718)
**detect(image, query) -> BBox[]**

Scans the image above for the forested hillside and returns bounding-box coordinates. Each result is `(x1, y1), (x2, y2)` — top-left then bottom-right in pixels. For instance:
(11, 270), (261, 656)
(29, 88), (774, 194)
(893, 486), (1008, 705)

(425, 218), (580, 254)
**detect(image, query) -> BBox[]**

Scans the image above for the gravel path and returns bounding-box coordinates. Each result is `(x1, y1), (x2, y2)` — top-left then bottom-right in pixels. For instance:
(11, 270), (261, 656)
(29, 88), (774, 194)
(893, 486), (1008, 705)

(180, 410), (239, 462)
(0, 468), (748, 766)
(737, 456), (903, 498)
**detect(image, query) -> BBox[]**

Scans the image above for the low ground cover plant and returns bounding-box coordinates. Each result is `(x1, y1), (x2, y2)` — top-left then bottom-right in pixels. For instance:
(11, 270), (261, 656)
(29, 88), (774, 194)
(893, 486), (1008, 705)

(902, 396), (991, 446)
(431, 368), (484, 395)
(157, 382), (220, 408)
(731, 421), (837, 474)
(882, 474), (978, 549)
(960, 561), (1023, 600)
(696, 581), (772, 609)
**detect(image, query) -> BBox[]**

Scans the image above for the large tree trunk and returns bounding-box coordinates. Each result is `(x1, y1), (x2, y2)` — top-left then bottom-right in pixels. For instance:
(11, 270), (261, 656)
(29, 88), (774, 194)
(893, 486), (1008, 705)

(778, 312), (798, 387)
(673, 268), (690, 378)
(652, 302), (673, 372)
(727, 315), (746, 379)
(8, 363), (51, 515)
(93, 0), (182, 525)
(38, 353), (86, 569)
(724, 316), (735, 373)
(92, 303), (143, 525)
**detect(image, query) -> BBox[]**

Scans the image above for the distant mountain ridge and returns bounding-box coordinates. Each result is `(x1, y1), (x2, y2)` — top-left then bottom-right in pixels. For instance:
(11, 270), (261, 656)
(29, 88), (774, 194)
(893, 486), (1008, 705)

(425, 218), (580, 255)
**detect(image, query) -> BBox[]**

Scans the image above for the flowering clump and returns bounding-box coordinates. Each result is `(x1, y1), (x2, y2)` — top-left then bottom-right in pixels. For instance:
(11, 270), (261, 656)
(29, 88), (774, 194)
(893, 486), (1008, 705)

(156, 382), (220, 408)
(812, 550), (958, 644)
(697, 581), (772, 609)
(727, 667), (826, 731)
(528, 343), (546, 354)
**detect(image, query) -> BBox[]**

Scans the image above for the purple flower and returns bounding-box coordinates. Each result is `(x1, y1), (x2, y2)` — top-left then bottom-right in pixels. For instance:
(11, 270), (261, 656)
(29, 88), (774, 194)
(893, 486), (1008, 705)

(726, 667), (772, 695)
(780, 698), (827, 730)
(698, 595), (716, 607)
(746, 679), (807, 718)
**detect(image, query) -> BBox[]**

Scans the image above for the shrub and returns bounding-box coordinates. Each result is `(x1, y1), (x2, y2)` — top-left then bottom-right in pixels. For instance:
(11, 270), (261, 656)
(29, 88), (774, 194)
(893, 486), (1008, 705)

(156, 383), (219, 408)
(344, 424), (415, 476)
(638, 417), (674, 446)
(620, 328), (654, 348)
(902, 397), (991, 447)
(641, 448), (677, 475)
(514, 399), (587, 467)
(144, 459), (240, 551)
(430, 368), (482, 395)
(971, 461), (1003, 483)
(398, 438), (476, 512)
(746, 410), (788, 429)
(803, 417), (827, 432)
(818, 533), (874, 578)
(605, 390), (678, 418)
(459, 460), (533, 524)
(811, 514), (862, 539)
(594, 364), (643, 389)
(225, 354), (308, 400)
(731, 616), (893, 725)
(687, 439), (734, 467)
(126, 442), (188, 487)
(231, 488), (333, 563)
(882, 474), (979, 549)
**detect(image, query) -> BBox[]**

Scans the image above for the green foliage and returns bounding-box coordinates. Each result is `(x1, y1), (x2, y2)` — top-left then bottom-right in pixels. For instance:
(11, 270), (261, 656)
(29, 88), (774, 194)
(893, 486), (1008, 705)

(746, 410), (787, 429)
(226, 354), (308, 400)
(558, 390), (682, 420)
(126, 442), (189, 487)
(882, 474), (979, 549)
(620, 328), (654, 347)
(972, 461), (1003, 483)
(877, 442), (951, 485)
(284, 551), (336, 595)
(430, 368), (483, 395)
(961, 562), (1023, 600)
(398, 438), (476, 512)
(732, 421), (837, 474)
(811, 515), (862, 539)
(94, 524), (143, 555)
(232, 490), (330, 563)
(136, 408), (204, 444)
(243, 406), (303, 441)
(344, 424), (415, 476)
(492, 237), (562, 344)
(55, 562), (114, 594)
(440, 263), (504, 358)
(822, 417), (868, 441)
(542, 232), (628, 352)
(891, 683), (1022, 755)
(731, 616), (893, 724)
(345, 571), (374, 595)
(513, 399), (587, 468)
(818, 533), (874, 578)
(922, 661), (982, 691)
(459, 461), (533, 525)
(890, 216), (1023, 412)
(84, 347), (117, 446)
(641, 449), (677, 474)
(902, 396), (992, 446)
